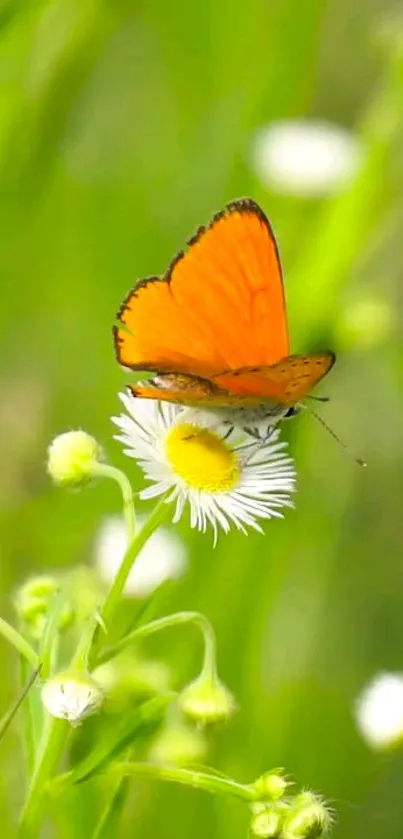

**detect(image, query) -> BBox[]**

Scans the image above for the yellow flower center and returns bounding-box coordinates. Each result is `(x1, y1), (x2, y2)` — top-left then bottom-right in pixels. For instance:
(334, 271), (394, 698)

(165, 423), (240, 493)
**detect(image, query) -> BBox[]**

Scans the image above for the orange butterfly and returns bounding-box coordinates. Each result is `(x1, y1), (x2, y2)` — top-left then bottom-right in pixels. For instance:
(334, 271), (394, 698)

(114, 199), (335, 438)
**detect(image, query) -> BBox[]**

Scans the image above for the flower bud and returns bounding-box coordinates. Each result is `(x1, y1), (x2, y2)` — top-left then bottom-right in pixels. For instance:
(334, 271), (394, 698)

(149, 718), (207, 766)
(41, 670), (104, 726)
(47, 431), (101, 488)
(179, 673), (236, 726)
(14, 576), (73, 640)
(253, 769), (290, 801)
(282, 791), (332, 839)
(250, 803), (288, 838)
(94, 653), (171, 713)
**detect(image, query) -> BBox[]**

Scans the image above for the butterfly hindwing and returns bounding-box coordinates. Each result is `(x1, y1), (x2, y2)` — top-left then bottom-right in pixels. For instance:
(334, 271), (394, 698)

(213, 353), (336, 405)
(131, 353), (335, 408)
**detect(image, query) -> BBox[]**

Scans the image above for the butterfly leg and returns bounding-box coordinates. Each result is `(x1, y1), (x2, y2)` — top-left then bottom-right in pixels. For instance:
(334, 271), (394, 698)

(222, 424), (234, 441)
(243, 423), (279, 442)
(182, 423), (234, 442)
(243, 427), (262, 441)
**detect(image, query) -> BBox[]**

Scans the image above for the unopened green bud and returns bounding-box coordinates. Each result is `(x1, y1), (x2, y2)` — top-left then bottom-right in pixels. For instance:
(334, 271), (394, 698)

(14, 576), (73, 640)
(282, 791), (332, 839)
(250, 802), (289, 838)
(47, 431), (101, 488)
(179, 673), (236, 726)
(94, 653), (171, 713)
(149, 717), (207, 766)
(253, 769), (290, 801)
(41, 670), (104, 726)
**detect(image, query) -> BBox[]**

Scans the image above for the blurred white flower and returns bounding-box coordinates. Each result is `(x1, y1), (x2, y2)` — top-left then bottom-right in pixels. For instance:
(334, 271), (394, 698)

(354, 672), (403, 748)
(250, 119), (363, 197)
(95, 514), (187, 598)
(336, 296), (394, 351)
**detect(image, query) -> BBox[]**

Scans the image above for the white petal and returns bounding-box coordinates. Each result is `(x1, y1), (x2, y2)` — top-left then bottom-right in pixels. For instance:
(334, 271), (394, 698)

(112, 394), (296, 540)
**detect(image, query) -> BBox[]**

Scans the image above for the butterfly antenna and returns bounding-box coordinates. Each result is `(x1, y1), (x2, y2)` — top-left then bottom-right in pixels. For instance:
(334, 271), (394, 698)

(303, 405), (367, 468)
(306, 394), (331, 403)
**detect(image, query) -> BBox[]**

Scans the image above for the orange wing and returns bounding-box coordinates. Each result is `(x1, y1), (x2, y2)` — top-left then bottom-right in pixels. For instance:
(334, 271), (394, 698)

(114, 199), (288, 376)
(129, 353), (335, 407)
(213, 353), (336, 405)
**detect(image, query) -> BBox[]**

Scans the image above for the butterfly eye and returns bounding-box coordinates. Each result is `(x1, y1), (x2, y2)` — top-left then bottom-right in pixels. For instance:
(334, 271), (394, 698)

(283, 406), (302, 419)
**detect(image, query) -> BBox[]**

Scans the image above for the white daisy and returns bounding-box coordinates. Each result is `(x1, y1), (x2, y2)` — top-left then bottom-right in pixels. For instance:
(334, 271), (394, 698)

(95, 514), (187, 597)
(112, 392), (296, 542)
(354, 672), (403, 749)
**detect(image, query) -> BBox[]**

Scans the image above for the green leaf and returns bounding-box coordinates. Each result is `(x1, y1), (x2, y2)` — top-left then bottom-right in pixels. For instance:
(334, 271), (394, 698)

(50, 693), (175, 791)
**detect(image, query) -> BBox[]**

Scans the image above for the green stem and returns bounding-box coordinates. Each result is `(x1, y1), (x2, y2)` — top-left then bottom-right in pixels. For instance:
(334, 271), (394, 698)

(72, 613), (102, 671)
(0, 618), (38, 667)
(99, 496), (170, 630)
(38, 586), (68, 679)
(19, 656), (38, 774)
(0, 666), (41, 746)
(95, 611), (216, 669)
(93, 463), (136, 543)
(89, 749), (132, 839)
(19, 718), (69, 837)
(108, 762), (255, 802)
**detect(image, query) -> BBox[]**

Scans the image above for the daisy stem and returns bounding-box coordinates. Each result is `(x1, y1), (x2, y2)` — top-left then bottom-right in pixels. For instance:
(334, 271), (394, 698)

(99, 496), (170, 630)
(107, 762), (256, 802)
(0, 617), (38, 667)
(95, 611), (216, 670)
(92, 463), (136, 543)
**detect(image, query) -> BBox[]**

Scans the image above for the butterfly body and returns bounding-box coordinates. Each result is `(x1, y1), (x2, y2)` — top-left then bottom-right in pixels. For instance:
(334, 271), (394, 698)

(134, 371), (295, 439)
(114, 199), (335, 436)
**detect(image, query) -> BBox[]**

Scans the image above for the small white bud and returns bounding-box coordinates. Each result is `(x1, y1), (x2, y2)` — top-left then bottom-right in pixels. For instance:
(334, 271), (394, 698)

(41, 671), (104, 726)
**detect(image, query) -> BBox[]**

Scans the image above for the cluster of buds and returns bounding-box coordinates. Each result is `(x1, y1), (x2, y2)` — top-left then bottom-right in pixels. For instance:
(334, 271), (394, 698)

(250, 773), (332, 839)
(40, 429), (334, 839)
(14, 576), (73, 640)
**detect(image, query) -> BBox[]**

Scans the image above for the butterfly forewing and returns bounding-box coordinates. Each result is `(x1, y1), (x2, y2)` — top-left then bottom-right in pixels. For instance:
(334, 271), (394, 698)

(114, 198), (335, 411)
(114, 199), (288, 377)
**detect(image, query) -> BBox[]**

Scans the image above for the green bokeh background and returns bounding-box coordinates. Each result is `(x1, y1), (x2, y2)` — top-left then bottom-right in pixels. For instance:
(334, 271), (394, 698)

(1, 0), (403, 836)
